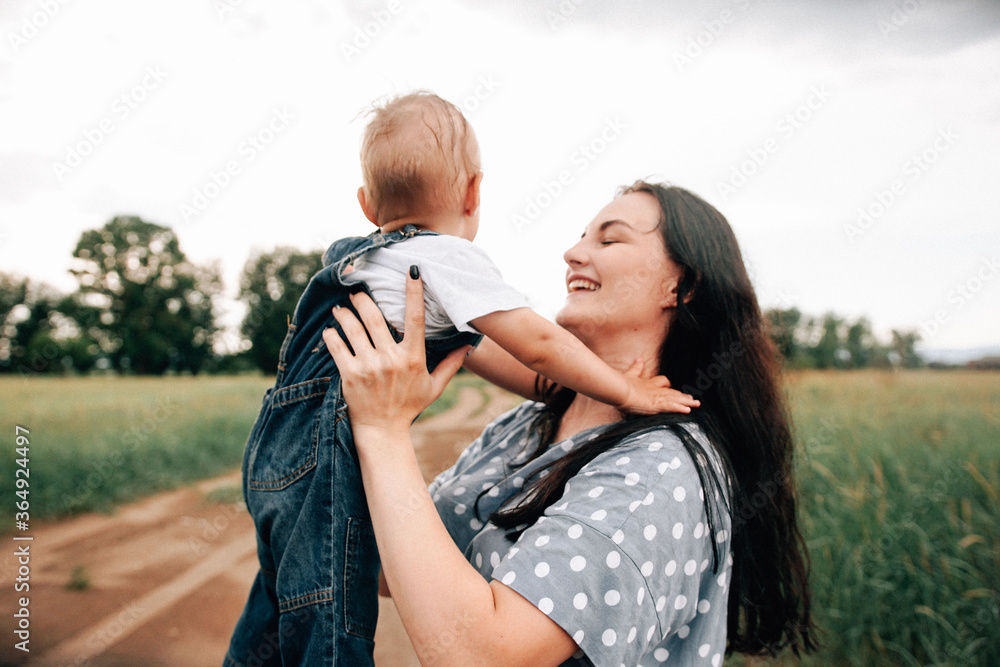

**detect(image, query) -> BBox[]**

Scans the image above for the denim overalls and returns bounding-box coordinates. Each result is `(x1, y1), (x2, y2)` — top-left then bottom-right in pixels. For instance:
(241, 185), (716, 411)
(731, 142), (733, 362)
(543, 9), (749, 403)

(225, 226), (482, 666)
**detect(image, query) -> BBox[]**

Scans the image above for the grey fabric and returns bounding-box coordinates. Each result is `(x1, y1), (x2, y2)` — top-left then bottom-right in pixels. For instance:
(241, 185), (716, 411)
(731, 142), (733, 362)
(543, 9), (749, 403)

(430, 402), (732, 667)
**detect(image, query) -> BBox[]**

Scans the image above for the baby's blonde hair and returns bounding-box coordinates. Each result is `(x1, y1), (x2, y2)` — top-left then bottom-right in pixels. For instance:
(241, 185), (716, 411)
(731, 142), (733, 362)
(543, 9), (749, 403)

(360, 91), (481, 224)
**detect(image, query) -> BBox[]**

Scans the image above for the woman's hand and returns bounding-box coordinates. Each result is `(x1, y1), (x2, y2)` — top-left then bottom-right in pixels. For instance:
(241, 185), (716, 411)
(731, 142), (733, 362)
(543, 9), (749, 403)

(322, 267), (471, 439)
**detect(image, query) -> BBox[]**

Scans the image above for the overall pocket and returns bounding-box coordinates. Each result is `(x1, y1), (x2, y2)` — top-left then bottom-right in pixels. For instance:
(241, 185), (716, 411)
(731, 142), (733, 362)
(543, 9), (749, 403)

(344, 517), (380, 640)
(247, 378), (330, 491)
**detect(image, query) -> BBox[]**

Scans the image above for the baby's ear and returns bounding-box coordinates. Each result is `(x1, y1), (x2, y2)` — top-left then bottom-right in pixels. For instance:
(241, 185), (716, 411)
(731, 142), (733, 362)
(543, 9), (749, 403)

(357, 187), (380, 227)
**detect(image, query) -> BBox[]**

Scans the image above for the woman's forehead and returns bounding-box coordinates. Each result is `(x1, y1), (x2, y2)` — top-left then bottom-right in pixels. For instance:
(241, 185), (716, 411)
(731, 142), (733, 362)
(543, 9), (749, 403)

(583, 192), (661, 236)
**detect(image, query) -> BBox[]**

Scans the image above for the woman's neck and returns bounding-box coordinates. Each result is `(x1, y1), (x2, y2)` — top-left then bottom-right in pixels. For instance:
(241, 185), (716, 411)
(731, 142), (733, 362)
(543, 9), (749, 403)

(552, 330), (665, 442)
(554, 393), (622, 442)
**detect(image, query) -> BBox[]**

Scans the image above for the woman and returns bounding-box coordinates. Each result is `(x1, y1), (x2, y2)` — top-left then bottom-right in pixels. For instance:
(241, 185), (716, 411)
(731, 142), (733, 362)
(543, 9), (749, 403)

(325, 182), (815, 665)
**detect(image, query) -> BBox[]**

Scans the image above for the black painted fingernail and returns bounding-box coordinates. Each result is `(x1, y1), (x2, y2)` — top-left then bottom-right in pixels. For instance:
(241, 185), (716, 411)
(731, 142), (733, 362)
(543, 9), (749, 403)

(409, 265), (420, 279)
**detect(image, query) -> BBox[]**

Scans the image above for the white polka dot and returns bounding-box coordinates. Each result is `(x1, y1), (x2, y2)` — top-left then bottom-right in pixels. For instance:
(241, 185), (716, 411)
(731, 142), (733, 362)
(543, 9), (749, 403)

(470, 518), (483, 530)
(624, 472), (640, 486)
(589, 485), (604, 498)
(699, 488), (704, 501)
(570, 556), (587, 572)
(539, 598), (554, 615)
(644, 525), (657, 540)
(616, 456), (631, 465)
(657, 462), (669, 474)
(699, 643), (711, 658)
(512, 476), (524, 488)
(606, 551), (621, 568)
(677, 624), (690, 638)
(628, 500), (641, 512)
(509, 547), (519, 558)
(454, 503), (467, 514)
(673, 486), (686, 502)
(602, 629), (617, 646)
(674, 595), (688, 610)
(591, 509), (607, 521)
(647, 626), (656, 642)
(560, 439), (575, 452)
(452, 486), (466, 496)
(642, 491), (655, 505)
(573, 630), (585, 644)
(487, 486), (500, 497)
(627, 626), (637, 643)
(716, 529), (728, 543)
(700, 559), (709, 572)
(490, 552), (500, 569)
(717, 571), (728, 587)
(672, 522), (684, 539)
(535, 535), (550, 547)
(648, 441), (663, 452)
(612, 529), (625, 544)
(475, 552), (483, 568)
(481, 482), (492, 490)
(553, 502), (568, 511)
(637, 588), (645, 605)
(656, 596), (666, 611)
(604, 590), (621, 606)
(712, 654), (722, 667)
(501, 571), (516, 585)
(668, 456), (682, 469)
(698, 599), (711, 614)
(568, 524), (583, 539)
(694, 522), (705, 539)
(684, 559), (697, 576)
(653, 647), (669, 662)
(573, 592), (588, 609)
(665, 560), (677, 576)
(640, 561), (654, 576)
(535, 562), (550, 577)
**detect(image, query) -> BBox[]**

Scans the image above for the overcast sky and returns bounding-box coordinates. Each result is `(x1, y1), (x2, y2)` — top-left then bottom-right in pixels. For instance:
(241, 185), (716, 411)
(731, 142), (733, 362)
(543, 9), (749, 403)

(1, 0), (998, 353)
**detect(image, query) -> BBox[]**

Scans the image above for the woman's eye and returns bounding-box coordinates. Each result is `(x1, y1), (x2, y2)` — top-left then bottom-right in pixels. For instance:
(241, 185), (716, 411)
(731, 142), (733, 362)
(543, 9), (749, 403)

(601, 239), (618, 245)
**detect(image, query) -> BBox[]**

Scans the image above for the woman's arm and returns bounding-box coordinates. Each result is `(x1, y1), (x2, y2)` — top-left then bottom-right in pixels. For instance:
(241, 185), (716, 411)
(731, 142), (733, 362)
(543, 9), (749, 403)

(324, 273), (578, 667)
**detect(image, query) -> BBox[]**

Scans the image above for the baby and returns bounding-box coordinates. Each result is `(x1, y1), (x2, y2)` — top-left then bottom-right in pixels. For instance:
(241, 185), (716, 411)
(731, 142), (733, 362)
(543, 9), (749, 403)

(225, 92), (697, 667)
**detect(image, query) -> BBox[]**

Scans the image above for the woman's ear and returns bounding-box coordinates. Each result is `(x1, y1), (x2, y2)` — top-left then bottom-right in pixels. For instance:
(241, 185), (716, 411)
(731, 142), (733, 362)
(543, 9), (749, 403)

(661, 272), (696, 309)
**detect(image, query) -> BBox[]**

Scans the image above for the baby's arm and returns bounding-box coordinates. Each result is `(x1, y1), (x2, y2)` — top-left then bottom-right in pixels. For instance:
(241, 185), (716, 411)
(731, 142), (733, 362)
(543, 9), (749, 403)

(463, 336), (543, 401)
(470, 308), (699, 414)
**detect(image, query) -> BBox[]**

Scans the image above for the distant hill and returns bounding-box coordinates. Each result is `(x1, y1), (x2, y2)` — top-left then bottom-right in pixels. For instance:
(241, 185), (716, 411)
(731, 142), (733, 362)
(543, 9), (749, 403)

(918, 346), (1000, 365)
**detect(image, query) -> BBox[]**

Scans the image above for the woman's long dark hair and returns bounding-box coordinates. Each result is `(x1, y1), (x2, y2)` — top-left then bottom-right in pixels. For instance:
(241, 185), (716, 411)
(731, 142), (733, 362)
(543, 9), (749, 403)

(481, 182), (815, 657)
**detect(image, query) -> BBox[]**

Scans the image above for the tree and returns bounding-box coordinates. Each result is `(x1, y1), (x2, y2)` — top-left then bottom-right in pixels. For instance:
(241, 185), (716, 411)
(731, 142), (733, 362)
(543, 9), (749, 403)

(69, 216), (221, 374)
(845, 317), (873, 369)
(766, 307), (803, 365)
(812, 313), (846, 369)
(238, 247), (324, 373)
(0, 274), (99, 374)
(890, 329), (922, 369)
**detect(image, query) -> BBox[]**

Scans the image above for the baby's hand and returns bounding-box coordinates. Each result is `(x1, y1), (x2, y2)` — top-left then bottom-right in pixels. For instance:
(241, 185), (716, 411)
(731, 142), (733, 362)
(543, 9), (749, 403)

(618, 359), (701, 415)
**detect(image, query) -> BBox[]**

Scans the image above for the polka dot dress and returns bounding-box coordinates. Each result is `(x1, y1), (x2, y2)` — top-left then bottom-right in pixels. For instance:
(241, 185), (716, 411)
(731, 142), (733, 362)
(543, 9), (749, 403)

(429, 402), (733, 666)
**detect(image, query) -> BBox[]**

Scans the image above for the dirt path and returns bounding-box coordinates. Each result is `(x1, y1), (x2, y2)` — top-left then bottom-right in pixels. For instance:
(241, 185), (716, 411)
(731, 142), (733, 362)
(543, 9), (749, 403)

(0, 386), (521, 667)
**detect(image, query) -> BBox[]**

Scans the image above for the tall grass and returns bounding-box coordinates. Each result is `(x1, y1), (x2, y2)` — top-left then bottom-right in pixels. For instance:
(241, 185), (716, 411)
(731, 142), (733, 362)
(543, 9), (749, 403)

(780, 370), (999, 666)
(2, 370), (997, 664)
(0, 375), (272, 518)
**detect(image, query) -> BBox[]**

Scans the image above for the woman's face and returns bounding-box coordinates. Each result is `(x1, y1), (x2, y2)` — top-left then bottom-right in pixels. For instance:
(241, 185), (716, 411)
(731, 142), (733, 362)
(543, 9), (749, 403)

(556, 191), (683, 342)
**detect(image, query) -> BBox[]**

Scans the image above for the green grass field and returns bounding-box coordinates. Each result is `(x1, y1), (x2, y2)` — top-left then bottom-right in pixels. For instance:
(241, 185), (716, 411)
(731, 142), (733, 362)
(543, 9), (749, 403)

(2, 370), (998, 665)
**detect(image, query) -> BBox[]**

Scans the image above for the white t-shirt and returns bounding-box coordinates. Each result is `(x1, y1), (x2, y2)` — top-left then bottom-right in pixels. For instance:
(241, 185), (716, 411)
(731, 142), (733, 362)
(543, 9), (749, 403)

(341, 234), (529, 336)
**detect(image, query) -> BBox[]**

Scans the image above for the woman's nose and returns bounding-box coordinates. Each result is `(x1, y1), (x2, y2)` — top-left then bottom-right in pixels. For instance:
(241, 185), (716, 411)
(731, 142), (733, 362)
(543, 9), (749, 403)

(563, 238), (587, 267)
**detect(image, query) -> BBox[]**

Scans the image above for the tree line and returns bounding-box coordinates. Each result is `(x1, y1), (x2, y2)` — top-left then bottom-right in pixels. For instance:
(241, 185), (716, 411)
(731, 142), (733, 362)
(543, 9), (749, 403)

(3, 215), (924, 377)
